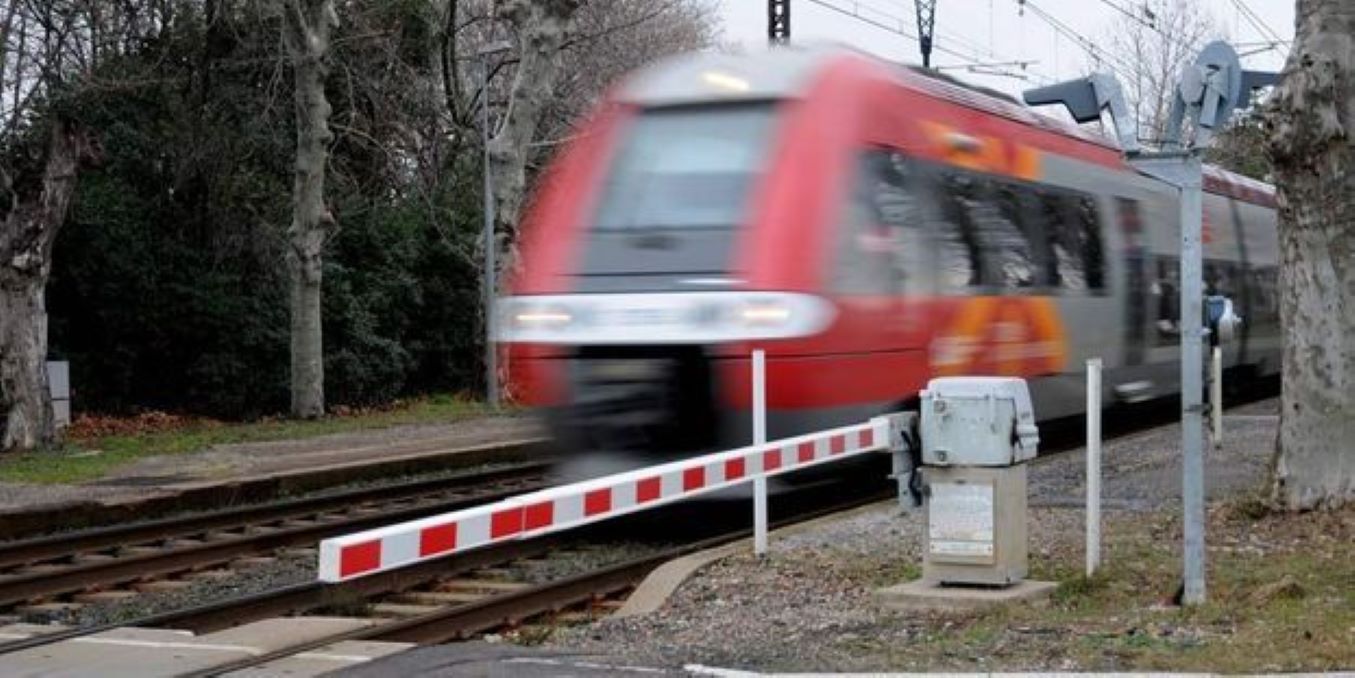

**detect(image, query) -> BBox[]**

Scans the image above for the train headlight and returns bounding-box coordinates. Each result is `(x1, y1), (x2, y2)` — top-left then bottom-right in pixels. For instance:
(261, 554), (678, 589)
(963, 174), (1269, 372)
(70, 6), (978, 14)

(512, 308), (573, 329)
(739, 300), (794, 326)
(496, 293), (835, 344)
(502, 300), (578, 336)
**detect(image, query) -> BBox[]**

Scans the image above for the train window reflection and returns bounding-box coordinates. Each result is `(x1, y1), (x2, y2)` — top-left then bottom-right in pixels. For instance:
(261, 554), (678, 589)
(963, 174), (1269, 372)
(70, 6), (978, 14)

(592, 104), (774, 231)
(933, 173), (983, 288)
(986, 183), (1037, 288)
(934, 171), (1037, 289)
(1037, 192), (1106, 292)
(835, 149), (927, 294)
(1076, 196), (1107, 290)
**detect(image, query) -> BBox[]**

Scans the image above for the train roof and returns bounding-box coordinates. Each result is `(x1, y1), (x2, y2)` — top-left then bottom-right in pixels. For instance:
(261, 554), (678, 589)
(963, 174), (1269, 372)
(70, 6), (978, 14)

(616, 46), (1276, 207)
(1202, 164), (1276, 207)
(617, 46), (1119, 147)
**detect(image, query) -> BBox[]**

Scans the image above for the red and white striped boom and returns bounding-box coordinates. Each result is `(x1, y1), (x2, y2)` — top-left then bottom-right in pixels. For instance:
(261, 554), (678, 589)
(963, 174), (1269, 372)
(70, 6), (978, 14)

(318, 414), (906, 582)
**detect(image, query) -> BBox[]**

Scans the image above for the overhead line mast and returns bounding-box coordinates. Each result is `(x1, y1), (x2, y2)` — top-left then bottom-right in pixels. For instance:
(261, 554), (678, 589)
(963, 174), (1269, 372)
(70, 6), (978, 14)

(769, 0), (791, 46)
(915, 0), (937, 68)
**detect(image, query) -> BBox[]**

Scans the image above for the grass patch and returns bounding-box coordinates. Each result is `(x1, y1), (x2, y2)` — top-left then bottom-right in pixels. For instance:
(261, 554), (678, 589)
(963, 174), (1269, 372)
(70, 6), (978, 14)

(0, 395), (500, 485)
(866, 504), (1355, 673)
(1052, 571), (1111, 605)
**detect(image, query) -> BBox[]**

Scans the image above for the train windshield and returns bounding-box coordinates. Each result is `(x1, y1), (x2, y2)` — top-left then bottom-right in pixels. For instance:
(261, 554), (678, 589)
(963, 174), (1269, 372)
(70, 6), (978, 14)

(592, 104), (775, 231)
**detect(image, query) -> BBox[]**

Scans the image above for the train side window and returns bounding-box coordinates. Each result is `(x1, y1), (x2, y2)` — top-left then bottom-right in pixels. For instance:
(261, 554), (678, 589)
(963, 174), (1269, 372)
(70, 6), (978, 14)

(932, 171), (1041, 290)
(1037, 192), (1085, 290)
(1153, 256), (1181, 343)
(834, 149), (926, 294)
(1250, 265), (1279, 325)
(981, 182), (1038, 289)
(930, 171), (983, 288)
(1036, 191), (1105, 292)
(1076, 196), (1107, 291)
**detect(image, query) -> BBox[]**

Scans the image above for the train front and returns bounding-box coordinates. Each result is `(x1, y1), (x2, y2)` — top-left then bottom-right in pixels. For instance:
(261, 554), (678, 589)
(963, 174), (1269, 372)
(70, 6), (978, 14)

(498, 48), (905, 458)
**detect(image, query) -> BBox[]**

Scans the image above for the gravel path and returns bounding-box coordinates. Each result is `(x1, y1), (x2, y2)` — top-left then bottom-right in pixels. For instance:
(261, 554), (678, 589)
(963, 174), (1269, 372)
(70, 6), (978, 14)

(541, 399), (1281, 672)
(99, 415), (541, 485)
(0, 414), (541, 515)
(0, 483), (159, 516)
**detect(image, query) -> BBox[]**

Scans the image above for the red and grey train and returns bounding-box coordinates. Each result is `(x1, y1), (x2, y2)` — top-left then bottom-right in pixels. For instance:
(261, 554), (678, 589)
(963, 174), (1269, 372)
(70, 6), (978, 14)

(497, 47), (1280, 453)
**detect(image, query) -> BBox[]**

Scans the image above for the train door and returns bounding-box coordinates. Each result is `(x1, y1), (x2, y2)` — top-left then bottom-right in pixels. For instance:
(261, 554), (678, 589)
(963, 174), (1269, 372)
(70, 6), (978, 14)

(1116, 197), (1150, 366)
(1202, 193), (1247, 369)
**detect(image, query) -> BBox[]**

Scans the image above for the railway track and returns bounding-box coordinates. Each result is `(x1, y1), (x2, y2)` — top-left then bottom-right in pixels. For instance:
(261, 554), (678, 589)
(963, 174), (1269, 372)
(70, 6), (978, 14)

(0, 461), (551, 612)
(0, 476), (891, 673)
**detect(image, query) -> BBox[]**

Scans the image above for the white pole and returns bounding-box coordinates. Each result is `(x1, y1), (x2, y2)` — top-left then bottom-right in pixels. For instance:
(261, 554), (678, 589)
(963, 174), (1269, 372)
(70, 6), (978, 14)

(752, 349), (768, 557)
(1211, 345), (1223, 447)
(1086, 357), (1102, 577)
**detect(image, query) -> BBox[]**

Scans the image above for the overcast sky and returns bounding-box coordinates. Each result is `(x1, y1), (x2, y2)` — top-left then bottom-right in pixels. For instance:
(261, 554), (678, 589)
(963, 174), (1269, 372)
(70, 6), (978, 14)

(715, 0), (1294, 100)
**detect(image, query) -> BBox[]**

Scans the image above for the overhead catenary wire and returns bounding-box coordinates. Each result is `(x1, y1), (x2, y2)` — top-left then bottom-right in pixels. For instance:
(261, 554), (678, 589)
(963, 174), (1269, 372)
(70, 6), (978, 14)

(804, 0), (1056, 83)
(803, 0), (985, 62)
(1096, 0), (1158, 32)
(1226, 0), (1284, 46)
(1016, 0), (1138, 83)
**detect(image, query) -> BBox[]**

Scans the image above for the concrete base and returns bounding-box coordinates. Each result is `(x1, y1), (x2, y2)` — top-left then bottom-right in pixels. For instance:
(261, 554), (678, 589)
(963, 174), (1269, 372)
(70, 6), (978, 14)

(875, 578), (1057, 612)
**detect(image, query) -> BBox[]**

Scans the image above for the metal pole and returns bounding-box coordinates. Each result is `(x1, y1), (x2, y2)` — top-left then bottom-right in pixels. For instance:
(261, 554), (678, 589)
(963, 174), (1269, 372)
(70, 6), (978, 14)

(481, 58), (499, 409)
(768, 0), (790, 46)
(1086, 357), (1102, 577)
(1211, 345), (1223, 447)
(752, 349), (768, 556)
(1180, 152), (1206, 604)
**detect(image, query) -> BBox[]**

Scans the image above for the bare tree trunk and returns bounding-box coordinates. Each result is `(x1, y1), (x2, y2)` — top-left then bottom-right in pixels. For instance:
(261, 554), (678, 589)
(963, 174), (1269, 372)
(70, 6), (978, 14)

(1265, 0), (1355, 510)
(0, 118), (88, 452)
(0, 275), (51, 452)
(489, 0), (581, 251)
(281, 0), (338, 419)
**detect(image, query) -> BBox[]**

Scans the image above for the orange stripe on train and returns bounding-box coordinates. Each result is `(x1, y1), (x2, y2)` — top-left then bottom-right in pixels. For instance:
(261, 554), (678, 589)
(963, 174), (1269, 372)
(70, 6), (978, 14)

(920, 121), (1043, 181)
(930, 297), (1067, 377)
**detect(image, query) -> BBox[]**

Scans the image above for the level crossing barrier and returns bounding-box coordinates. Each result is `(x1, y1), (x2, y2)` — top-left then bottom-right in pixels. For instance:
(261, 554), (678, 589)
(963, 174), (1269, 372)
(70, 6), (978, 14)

(318, 413), (911, 582)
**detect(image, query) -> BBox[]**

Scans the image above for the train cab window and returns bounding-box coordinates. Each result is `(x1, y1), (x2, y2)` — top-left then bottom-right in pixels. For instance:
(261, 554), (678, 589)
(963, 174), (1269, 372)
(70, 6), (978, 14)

(591, 104), (774, 231)
(834, 149), (927, 294)
(933, 171), (1037, 289)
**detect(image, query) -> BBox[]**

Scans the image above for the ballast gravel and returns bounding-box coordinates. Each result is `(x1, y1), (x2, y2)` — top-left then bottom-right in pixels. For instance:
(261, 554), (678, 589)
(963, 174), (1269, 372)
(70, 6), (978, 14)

(541, 400), (1280, 672)
(18, 540), (671, 630)
(22, 553), (317, 629)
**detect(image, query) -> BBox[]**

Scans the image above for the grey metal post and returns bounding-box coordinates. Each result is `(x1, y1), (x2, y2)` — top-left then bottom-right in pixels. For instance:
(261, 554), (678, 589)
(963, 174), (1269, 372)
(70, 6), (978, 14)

(1179, 152), (1206, 604)
(481, 57), (499, 409)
